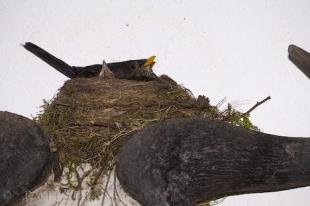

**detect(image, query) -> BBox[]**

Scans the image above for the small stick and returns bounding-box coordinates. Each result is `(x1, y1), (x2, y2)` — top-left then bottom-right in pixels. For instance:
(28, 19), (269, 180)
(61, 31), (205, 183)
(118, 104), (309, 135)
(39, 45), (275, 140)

(215, 97), (226, 108)
(55, 103), (71, 107)
(101, 169), (113, 206)
(243, 96), (271, 116)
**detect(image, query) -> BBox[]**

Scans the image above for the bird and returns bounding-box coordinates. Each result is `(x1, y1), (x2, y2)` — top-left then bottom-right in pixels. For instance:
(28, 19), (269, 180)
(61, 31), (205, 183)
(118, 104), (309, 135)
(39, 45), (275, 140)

(23, 42), (158, 81)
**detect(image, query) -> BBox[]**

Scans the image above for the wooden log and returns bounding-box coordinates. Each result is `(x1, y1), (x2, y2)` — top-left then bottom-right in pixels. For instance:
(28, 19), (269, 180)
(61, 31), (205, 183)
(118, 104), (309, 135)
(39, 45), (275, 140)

(116, 118), (310, 206)
(288, 44), (310, 79)
(0, 111), (53, 205)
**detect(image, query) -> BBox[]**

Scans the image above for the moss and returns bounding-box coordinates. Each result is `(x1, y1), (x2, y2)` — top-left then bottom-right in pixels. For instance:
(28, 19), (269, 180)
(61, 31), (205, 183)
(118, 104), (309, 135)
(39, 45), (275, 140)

(35, 99), (72, 134)
(36, 75), (259, 205)
(222, 103), (259, 131)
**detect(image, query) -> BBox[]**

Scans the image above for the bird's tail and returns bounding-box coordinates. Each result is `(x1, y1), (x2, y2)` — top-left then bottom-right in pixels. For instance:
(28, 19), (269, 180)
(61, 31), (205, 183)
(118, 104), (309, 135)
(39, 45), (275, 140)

(23, 42), (76, 78)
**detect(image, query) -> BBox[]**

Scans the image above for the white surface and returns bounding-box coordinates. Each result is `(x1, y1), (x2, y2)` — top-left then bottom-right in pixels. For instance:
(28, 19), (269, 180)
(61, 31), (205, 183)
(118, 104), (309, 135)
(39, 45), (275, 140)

(0, 0), (309, 205)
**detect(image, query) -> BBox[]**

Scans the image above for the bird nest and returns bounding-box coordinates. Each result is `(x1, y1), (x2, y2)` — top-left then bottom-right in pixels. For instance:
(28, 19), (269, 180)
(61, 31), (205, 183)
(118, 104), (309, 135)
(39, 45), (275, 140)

(36, 75), (258, 204)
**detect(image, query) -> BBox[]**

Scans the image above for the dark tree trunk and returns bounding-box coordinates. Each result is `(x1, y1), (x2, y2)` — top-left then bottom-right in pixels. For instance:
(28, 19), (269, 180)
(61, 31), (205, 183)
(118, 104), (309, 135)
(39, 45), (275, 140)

(0, 111), (53, 206)
(116, 118), (310, 206)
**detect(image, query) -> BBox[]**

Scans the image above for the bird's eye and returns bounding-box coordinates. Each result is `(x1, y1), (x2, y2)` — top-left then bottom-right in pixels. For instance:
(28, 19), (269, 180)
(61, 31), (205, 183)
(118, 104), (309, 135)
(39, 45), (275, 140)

(130, 64), (136, 69)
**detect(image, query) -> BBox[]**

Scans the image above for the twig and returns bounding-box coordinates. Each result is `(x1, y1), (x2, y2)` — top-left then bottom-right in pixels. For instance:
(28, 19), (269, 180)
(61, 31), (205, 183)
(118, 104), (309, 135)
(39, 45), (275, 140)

(113, 170), (127, 206)
(75, 167), (93, 190)
(113, 171), (119, 206)
(67, 123), (110, 128)
(76, 190), (82, 206)
(93, 168), (104, 186)
(55, 102), (71, 107)
(73, 167), (93, 206)
(215, 97), (226, 108)
(101, 169), (113, 206)
(243, 96), (271, 116)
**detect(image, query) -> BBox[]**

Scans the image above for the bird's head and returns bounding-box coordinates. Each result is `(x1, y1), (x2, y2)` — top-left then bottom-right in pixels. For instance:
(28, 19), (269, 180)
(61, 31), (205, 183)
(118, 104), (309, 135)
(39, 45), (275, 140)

(134, 55), (157, 80)
(108, 56), (158, 81)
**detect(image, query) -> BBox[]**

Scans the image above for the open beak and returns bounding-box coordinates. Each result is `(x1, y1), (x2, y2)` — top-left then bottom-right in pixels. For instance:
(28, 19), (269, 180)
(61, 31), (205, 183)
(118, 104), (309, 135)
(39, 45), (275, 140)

(143, 56), (156, 70)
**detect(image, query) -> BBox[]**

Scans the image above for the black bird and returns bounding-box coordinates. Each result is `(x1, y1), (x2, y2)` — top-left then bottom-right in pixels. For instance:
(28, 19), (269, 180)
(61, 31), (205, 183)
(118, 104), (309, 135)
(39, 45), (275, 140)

(23, 42), (157, 81)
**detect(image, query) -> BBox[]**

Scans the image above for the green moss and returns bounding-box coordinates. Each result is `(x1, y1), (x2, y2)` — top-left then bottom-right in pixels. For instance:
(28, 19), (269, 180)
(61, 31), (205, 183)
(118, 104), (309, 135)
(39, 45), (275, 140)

(223, 103), (259, 131)
(35, 99), (72, 134)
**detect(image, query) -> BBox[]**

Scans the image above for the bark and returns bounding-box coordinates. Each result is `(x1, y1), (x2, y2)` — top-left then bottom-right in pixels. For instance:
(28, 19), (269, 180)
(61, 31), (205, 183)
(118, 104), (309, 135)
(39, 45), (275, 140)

(116, 118), (310, 206)
(0, 111), (53, 206)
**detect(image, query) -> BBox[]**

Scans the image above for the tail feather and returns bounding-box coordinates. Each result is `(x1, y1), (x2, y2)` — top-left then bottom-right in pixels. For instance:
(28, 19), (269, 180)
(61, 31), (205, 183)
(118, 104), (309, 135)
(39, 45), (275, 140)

(23, 42), (76, 78)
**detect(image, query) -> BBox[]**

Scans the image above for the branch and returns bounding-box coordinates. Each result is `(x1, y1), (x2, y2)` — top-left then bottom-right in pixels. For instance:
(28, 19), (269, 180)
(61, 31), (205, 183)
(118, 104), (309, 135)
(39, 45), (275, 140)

(243, 96), (271, 116)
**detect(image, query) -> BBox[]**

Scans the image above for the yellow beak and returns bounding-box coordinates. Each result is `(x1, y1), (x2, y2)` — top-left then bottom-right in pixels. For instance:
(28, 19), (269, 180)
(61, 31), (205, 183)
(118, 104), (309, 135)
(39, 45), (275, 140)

(143, 56), (156, 69)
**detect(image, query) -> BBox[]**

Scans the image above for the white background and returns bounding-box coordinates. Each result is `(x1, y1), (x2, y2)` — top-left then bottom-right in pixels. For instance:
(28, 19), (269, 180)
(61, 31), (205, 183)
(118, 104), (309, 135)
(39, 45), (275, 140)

(0, 0), (309, 205)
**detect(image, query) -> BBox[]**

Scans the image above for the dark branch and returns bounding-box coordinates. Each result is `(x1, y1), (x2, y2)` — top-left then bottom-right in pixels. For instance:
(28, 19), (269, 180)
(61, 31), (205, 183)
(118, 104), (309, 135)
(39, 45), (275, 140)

(243, 96), (271, 116)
